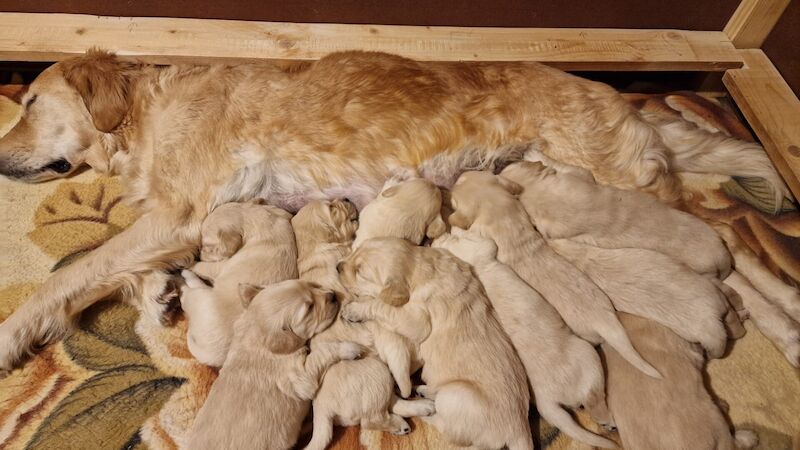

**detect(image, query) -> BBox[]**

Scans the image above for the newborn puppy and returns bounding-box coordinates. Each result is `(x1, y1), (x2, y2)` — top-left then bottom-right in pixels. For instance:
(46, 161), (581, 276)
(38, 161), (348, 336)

(339, 238), (534, 450)
(352, 173), (446, 248)
(597, 313), (758, 450)
(550, 239), (731, 359)
(185, 280), (362, 450)
(433, 230), (616, 449)
(292, 200), (432, 450)
(500, 161), (731, 278)
(181, 201), (298, 366)
(449, 170), (660, 378)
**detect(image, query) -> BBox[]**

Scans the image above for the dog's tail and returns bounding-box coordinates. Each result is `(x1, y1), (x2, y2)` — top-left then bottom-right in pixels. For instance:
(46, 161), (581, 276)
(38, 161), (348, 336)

(599, 311), (662, 379)
(537, 400), (617, 449)
(644, 113), (790, 208)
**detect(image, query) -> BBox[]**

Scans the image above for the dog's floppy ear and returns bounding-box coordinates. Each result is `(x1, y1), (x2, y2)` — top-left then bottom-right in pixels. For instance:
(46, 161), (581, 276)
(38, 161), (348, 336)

(238, 283), (263, 308)
(381, 185), (401, 198)
(426, 214), (447, 239)
(218, 228), (244, 256)
(379, 280), (410, 306)
(497, 176), (523, 196)
(62, 49), (137, 133)
(266, 325), (305, 354)
(448, 210), (473, 230)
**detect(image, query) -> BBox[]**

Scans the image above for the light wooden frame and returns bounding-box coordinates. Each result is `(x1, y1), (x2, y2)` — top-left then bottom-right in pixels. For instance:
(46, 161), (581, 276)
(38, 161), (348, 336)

(0, 4), (797, 198)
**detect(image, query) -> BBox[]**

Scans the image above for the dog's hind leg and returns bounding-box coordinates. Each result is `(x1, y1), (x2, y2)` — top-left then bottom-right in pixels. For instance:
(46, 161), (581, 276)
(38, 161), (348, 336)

(303, 408), (335, 450)
(0, 211), (200, 375)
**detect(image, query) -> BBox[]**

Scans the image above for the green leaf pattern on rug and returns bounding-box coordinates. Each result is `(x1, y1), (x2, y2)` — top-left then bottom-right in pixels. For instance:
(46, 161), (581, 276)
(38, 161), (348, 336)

(723, 177), (797, 214)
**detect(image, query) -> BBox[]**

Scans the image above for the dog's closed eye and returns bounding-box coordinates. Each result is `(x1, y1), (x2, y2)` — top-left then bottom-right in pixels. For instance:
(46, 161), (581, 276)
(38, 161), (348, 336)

(25, 95), (38, 110)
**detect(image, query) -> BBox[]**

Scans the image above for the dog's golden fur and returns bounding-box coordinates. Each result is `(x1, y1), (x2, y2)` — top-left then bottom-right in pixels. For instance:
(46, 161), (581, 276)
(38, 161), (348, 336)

(338, 238), (533, 450)
(291, 200), (433, 450)
(448, 170), (660, 378)
(597, 313), (758, 450)
(179, 201), (297, 366)
(184, 279), (361, 450)
(0, 49), (786, 373)
(432, 230), (615, 449)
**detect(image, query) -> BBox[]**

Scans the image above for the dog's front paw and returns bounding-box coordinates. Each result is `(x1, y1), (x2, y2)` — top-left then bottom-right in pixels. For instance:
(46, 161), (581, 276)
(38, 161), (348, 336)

(338, 342), (365, 360)
(340, 303), (367, 323)
(391, 420), (412, 436)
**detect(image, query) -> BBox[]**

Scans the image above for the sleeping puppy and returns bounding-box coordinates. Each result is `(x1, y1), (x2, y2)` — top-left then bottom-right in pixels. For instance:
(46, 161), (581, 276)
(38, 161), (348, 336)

(549, 239), (732, 359)
(185, 279), (362, 450)
(500, 160), (731, 278)
(352, 172), (446, 248)
(180, 201), (297, 366)
(596, 313), (758, 450)
(432, 230), (616, 449)
(448, 170), (660, 378)
(292, 200), (433, 450)
(338, 238), (534, 450)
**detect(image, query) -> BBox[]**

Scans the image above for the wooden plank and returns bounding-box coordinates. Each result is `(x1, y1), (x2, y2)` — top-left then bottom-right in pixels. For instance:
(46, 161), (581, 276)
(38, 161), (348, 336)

(724, 0), (790, 48)
(0, 13), (742, 71)
(723, 49), (800, 199)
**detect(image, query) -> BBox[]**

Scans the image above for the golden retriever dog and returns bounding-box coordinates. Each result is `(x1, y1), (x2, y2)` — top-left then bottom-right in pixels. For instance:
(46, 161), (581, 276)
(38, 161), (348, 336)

(291, 200), (433, 450)
(352, 172), (446, 248)
(0, 49), (785, 374)
(338, 238), (533, 450)
(432, 230), (616, 449)
(549, 239), (731, 359)
(179, 201), (297, 367)
(500, 160), (732, 278)
(448, 170), (660, 378)
(185, 279), (362, 450)
(596, 313), (758, 450)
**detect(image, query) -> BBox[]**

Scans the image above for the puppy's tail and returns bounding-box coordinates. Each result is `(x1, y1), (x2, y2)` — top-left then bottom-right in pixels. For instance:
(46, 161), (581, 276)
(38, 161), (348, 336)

(646, 113), (790, 209)
(181, 269), (209, 289)
(599, 311), (662, 379)
(537, 400), (617, 449)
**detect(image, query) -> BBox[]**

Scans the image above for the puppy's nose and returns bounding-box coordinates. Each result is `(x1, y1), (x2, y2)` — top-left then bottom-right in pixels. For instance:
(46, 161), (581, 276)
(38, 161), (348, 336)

(336, 261), (344, 274)
(326, 292), (337, 304)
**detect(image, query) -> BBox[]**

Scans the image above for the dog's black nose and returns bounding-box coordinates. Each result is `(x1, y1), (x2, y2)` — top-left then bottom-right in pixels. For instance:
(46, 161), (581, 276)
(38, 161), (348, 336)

(336, 261), (344, 274)
(44, 159), (72, 174)
(326, 292), (337, 304)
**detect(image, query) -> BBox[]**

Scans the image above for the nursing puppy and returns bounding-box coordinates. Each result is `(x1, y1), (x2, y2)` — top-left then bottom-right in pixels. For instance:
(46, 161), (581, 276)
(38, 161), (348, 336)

(352, 173), (446, 248)
(550, 239), (731, 359)
(449, 170), (660, 378)
(185, 280), (362, 450)
(292, 200), (433, 450)
(339, 238), (534, 450)
(500, 160), (731, 278)
(180, 201), (297, 366)
(432, 230), (616, 449)
(597, 313), (758, 450)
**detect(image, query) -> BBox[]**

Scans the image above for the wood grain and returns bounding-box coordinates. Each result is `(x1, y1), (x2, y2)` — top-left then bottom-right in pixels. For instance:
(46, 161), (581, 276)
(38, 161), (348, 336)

(724, 0), (790, 48)
(0, 13), (742, 71)
(724, 49), (800, 199)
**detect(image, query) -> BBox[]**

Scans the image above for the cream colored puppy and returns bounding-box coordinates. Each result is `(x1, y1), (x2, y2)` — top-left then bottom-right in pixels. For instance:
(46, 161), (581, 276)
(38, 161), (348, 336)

(449, 170), (660, 378)
(550, 239), (731, 359)
(597, 313), (757, 450)
(500, 161), (731, 278)
(352, 173), (446, 248)
(180, 201), (297, 366)
(338, 238), (534, 450)
(432, 230), (616, 449)
(184, 279), (362, 450)
(292, 200), (433, 450)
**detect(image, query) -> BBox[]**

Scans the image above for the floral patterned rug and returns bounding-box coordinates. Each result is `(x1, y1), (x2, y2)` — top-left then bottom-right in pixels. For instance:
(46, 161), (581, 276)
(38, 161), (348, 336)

(1, 84), (799, 450)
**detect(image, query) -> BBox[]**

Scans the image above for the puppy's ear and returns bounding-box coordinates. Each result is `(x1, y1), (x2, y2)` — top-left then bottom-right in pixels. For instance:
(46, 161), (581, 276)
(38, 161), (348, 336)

(266, 326), (305, 354)
(497, 176), (523, 196)
(381, 185), (401, 198)
(426, 214), (447, 239)
(379, 280), (410, 306)
(218, 229), (244, 256)
(238, 283), (263, 308)
(62, 49), (137, 133)
(448, 211), (473, 230)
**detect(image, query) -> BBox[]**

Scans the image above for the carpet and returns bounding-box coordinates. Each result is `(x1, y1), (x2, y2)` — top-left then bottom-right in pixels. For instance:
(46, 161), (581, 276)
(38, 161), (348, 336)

(1, 85), (798, 450)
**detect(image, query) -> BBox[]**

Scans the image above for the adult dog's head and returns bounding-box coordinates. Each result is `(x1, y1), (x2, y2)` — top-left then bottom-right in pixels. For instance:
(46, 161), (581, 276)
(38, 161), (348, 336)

(0, 49), (139, 182)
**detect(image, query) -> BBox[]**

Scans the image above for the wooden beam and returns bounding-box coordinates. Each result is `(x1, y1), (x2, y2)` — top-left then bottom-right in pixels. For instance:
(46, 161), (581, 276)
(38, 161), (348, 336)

(723, 49), (800, 199)
(724, 0), (790, 48)
(0, 13), (742, 71)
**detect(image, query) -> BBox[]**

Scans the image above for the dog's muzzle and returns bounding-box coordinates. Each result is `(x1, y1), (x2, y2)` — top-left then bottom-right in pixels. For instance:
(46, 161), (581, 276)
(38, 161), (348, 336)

(44, 159), (72, 174)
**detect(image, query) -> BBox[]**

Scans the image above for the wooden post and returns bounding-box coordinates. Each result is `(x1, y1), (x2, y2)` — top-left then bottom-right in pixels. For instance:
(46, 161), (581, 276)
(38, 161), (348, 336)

(724, 0), (790, 48)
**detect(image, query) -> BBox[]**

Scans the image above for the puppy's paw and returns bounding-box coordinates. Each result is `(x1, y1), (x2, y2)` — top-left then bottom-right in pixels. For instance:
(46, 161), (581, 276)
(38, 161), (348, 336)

(416, 398), (436, 416)
(340, 303), (366, 323)
(415, 385), (435, 399)
(734, 429), (758, 450)
(338, 342), (365, 360)
(390, 420), (412, 436)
